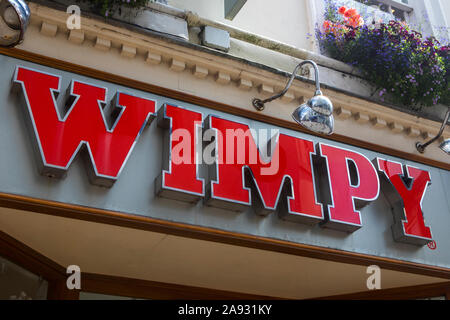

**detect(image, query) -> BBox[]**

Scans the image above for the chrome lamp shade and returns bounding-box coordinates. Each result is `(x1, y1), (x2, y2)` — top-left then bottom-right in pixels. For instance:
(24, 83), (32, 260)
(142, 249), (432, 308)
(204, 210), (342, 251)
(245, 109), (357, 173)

(292, 103), (334, 136)
(304, 94), (333, 116)
(0, 0), (30, 47)
(440, 139), (450, 155)
(292, 93), (334, 135)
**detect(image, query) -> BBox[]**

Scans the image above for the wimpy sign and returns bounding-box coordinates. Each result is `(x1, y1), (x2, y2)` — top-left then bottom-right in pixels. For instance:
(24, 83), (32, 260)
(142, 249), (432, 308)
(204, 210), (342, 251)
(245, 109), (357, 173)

(13, 66), (433, 246)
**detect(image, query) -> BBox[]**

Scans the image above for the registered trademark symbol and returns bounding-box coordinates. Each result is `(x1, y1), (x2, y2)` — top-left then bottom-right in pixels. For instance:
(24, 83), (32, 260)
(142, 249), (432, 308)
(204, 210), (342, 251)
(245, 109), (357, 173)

(427, 241), (437, 250)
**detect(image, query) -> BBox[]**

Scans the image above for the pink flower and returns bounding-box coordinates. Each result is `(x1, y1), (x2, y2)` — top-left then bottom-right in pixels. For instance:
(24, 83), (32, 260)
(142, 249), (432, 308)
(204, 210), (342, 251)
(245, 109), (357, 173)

(347, 15), (364, 28)
(345, 8), (358, 18)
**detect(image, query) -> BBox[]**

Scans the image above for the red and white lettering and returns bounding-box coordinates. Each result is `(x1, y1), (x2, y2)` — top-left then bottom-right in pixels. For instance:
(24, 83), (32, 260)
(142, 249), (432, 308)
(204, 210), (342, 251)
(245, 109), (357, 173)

(376, 158), (433, 245)
(14, 66), (156, 187)
(319, 143), (380, 232)
(207, 116), (323, 225)
(12, 66), (439, 245)
(156, 104), (204, 202)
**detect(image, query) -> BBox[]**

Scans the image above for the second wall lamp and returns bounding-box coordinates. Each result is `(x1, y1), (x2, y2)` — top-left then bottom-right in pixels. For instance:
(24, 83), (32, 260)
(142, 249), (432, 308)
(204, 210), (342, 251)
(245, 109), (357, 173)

(0, 0), (30, 47)
(416, 107), (450, 155)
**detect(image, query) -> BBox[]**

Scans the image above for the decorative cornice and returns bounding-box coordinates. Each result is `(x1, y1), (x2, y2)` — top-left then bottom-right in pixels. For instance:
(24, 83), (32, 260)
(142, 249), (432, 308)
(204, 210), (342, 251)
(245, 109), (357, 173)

(15, 3), (450, 165)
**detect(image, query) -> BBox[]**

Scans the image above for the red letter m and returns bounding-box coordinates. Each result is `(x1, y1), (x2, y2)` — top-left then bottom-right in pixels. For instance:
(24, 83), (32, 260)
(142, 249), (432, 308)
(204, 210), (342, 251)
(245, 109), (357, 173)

(14, 66), (156, 187)
(206, 116), (323, 225)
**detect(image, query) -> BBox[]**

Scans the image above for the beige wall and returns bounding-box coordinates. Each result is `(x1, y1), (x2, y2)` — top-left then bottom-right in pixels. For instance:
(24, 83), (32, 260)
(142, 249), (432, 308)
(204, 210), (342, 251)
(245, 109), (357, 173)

(169, 0), (225, 21)
(167, 0), (450, 49)
(425, 0), (450, 43)
(168, 0), (312, 50)
(440, 0), (450, 32)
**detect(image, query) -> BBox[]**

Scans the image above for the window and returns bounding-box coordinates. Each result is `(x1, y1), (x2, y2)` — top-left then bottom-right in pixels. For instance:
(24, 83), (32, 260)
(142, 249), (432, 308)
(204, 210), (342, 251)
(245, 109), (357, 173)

(0, 256), (48, 300)
(350, 0), (413, 22)
(79, 292), (146, 300)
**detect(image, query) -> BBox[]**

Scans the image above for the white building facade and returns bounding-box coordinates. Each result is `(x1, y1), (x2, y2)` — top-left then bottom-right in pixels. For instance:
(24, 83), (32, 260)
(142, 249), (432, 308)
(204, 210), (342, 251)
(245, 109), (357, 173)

(0, 0), (449, 300)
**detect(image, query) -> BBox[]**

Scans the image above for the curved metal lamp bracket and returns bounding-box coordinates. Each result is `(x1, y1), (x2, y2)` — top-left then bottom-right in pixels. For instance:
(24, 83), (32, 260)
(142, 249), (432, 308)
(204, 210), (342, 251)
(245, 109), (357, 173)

(416, 107), (450, 154)
(252, 60), (322, 111)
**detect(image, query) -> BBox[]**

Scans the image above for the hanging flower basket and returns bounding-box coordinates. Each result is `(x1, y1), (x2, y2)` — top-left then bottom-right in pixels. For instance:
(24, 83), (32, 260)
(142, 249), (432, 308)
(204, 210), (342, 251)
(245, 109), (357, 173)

(317, 4), (449, 111)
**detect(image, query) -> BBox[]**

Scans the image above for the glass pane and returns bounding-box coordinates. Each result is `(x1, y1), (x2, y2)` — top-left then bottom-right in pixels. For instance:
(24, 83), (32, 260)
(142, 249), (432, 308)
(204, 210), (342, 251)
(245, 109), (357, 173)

(0, 256), (48, 300)
(392, 9), (406, 21)
(418, 296), (446, 300)
(79, 292), (147, 300)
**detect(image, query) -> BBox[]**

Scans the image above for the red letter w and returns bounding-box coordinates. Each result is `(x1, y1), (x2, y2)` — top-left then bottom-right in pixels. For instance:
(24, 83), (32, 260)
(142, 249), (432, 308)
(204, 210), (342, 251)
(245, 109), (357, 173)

(14, 66), (156, 187)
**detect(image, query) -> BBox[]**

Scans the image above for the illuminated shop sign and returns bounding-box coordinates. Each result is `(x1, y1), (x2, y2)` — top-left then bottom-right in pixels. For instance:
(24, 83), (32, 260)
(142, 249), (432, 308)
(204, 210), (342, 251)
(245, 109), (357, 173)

(13, 66), (433, 246)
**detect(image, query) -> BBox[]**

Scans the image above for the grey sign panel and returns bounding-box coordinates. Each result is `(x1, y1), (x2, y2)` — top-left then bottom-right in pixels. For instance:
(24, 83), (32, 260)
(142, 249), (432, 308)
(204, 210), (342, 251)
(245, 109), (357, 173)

(0, 53), (449, 268)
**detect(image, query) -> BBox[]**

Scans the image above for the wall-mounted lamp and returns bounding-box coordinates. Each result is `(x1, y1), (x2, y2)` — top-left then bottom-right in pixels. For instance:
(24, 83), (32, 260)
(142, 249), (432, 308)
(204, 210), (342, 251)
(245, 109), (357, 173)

(0, 0), (30, 47)
(416, 107), (450, 155)
(439, 139), (450, 154)
(252, 60), (334, 135)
